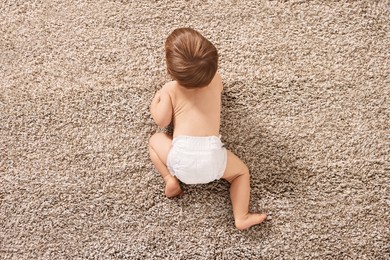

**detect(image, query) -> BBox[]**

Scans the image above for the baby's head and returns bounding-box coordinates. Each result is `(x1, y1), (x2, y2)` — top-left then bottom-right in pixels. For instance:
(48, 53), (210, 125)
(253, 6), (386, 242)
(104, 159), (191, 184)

(165, 28), (218, 89)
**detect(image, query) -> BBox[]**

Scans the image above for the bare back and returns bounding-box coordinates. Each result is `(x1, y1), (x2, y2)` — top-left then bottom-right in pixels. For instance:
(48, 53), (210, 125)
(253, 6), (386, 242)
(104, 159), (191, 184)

(166, 73), (223, 137)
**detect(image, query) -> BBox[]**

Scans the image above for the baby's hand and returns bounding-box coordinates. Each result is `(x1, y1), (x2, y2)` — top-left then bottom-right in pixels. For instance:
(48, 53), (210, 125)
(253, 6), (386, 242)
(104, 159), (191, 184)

(160, 83), (172, 93)
(150, 85), (173, 128)
(154, 84), (170, 102)
(153, 89), (164, 103)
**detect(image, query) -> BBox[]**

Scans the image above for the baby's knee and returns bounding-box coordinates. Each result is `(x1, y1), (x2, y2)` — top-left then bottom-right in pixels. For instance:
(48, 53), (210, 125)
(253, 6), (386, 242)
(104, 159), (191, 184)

(240, 165), (250, 182)
(228, 165), (250, 183)
(242, 164), (250, 177)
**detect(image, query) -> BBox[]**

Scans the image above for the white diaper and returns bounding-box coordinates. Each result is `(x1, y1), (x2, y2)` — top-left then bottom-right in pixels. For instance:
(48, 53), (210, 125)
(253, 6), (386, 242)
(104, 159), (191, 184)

(167, 136), (227, 185)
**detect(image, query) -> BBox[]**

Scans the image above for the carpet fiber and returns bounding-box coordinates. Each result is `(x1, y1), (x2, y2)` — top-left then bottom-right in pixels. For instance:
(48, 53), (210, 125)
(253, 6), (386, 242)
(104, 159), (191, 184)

(1, 0), (389, 258)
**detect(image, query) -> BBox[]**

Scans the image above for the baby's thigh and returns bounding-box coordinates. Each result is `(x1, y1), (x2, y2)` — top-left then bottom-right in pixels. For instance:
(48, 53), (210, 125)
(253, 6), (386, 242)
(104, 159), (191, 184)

(149, 133), (172, 165)
(222, 150), (249, 183)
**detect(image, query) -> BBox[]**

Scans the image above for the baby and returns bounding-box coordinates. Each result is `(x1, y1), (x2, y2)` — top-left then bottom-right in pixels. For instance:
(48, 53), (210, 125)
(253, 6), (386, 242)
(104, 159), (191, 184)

(149, 28), (267, 230)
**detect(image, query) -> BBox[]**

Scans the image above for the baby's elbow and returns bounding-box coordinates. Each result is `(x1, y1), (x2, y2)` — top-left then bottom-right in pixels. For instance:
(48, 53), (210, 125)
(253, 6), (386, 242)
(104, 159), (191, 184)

(156, 121), (167, 128)
(155, 117), (171, 128)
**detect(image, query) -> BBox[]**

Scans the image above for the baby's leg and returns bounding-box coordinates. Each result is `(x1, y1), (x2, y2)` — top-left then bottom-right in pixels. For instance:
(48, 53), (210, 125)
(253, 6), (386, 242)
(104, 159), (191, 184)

(222, 150), (267, 230)
(149, 133), (182, 198)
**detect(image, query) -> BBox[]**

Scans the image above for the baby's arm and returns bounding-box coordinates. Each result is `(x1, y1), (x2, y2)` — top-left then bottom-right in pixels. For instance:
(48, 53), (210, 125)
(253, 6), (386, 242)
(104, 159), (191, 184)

(150, 85), (173, 128)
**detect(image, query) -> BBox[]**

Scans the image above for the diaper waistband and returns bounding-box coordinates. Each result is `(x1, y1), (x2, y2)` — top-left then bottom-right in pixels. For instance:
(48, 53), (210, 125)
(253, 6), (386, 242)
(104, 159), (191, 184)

(172, 135), (224, 151)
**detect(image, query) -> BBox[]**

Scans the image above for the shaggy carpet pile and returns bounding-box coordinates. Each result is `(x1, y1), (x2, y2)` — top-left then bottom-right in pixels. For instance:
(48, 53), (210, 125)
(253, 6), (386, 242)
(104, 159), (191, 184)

(1, 0), (389, 259)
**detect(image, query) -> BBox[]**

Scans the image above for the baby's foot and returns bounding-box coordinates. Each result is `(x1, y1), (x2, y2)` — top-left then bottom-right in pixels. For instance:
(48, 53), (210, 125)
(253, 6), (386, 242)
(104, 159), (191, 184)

(164, 176), (183, 198)
(235, 213), (267, 230)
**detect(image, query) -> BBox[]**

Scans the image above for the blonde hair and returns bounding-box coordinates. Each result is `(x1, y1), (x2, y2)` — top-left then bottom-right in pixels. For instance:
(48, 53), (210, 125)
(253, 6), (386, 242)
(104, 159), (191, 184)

(165, 28), (218, 88)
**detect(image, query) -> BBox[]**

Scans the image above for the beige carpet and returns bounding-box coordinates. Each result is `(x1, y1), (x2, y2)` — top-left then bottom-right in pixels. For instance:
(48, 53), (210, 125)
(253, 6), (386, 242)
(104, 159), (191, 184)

(1, 0), (389, 258)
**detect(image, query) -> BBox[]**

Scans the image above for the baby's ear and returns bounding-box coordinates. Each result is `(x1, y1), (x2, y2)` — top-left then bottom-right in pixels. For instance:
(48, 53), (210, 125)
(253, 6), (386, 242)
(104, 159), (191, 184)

(214, 72), (223, 92)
